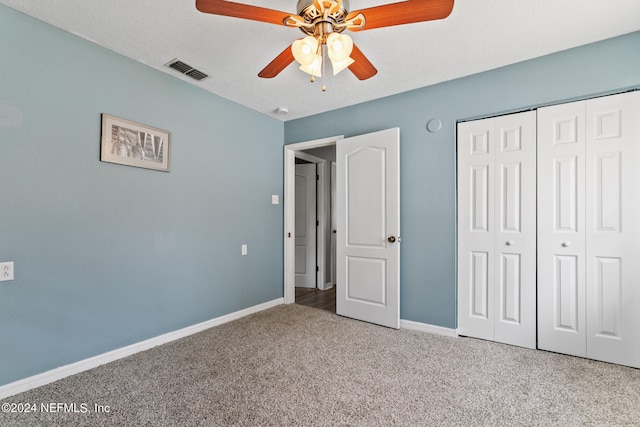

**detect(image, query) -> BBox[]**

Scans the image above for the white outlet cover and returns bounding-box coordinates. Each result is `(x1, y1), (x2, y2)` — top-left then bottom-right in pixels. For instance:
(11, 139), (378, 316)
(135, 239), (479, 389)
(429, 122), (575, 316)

(271, 195), (279, 205)
(0, 261), (14, 281)
(241, 245), (247, 255)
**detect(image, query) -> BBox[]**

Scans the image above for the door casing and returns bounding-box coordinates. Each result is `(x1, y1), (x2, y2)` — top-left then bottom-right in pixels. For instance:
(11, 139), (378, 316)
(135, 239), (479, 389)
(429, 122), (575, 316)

(284, 136), (343, 303)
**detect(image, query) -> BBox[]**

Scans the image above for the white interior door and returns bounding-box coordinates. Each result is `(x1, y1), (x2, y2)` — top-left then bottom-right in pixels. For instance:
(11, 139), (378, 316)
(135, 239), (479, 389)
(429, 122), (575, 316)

(295, 163), (317, 288)
(585, 91), (640, 368)
(336, 128), (400, 329)
(537, 100), (587, 357)
(457, 111), (536, 349)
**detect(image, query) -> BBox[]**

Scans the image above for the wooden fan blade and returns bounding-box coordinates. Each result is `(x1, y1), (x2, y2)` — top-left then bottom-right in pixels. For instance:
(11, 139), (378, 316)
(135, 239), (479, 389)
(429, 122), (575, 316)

(196, 0), (292, 26)
(346, 0), (454, 31)
(348, 44), (377, 80)
(258, 45), (295, 78)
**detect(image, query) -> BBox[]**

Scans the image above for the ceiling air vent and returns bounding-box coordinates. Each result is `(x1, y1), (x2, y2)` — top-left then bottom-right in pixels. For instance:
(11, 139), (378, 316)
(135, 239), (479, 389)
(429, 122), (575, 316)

(165, 59), (209, 81)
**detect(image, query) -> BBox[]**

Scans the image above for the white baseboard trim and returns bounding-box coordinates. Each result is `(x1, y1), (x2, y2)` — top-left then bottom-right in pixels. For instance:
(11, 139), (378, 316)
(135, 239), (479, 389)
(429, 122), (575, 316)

(400, 319), (458, 338)
(320, 282), (334, 291)
(0, 298), (283, 400)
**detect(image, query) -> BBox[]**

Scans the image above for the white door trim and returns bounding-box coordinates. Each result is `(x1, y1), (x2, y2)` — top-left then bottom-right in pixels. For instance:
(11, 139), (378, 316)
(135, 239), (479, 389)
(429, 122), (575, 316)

(284, 135), (344, 303)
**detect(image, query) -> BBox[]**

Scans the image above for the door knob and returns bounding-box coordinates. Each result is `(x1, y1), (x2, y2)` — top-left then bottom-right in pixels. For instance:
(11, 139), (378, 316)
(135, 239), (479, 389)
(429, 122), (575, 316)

(562, 242), (570, 247)
(387, 236), (396, 243)
(506, 240), (514, 246)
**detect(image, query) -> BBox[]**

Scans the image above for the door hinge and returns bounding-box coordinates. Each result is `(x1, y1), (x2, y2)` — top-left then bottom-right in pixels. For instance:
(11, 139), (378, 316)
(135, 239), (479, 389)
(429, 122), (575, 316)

(316, 220), (319, 226)
(316, 266), (319, 272)
(316, 174), (319, 181)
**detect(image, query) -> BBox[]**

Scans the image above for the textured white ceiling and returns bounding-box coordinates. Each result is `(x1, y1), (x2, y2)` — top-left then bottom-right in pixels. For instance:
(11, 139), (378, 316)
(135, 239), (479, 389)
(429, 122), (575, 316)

(2, 0), (640, 121)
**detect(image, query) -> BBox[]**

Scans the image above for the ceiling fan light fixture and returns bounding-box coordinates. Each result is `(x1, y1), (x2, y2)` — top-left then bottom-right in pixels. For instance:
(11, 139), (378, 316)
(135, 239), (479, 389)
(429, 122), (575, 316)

(327, 32), (353, 62)
(330, 56), (354, 75)
(292, 36), (319, 66)
(299, 54), (323, 77)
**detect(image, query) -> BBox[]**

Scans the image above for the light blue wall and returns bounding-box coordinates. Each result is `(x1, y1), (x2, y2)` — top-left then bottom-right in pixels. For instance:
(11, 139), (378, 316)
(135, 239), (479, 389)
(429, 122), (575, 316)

(285, 31), (640, 329)
(0, 5), (284, 386)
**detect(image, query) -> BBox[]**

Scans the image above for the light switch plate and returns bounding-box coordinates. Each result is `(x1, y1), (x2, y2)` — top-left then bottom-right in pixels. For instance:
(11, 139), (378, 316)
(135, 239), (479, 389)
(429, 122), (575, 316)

(271, 195), (279, 205)
(241, 244), (248, 256)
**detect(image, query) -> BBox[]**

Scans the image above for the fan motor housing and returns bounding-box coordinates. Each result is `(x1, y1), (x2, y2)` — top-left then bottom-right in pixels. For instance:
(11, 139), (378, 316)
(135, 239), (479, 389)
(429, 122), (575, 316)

(296, 0), (350, 35)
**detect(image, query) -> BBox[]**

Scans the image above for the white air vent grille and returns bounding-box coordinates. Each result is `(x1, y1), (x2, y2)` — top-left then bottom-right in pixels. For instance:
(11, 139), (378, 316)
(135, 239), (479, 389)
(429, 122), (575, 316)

(166, 59), (209, 81)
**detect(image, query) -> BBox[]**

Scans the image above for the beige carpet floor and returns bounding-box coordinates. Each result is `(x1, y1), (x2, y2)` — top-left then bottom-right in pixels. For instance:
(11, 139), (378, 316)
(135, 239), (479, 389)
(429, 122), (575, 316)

(1, 304), (639, 426)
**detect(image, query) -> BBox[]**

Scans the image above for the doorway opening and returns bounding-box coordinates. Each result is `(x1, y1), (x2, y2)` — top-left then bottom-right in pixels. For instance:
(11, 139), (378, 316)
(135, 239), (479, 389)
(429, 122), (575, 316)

(284, 136), (342, 313)
(294, 147), (337, 313)
(285, 128), (401, 328)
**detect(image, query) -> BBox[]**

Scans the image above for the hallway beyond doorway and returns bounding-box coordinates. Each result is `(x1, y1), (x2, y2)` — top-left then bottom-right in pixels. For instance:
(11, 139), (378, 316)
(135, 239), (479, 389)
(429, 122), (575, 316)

(295, 287), (336, 314)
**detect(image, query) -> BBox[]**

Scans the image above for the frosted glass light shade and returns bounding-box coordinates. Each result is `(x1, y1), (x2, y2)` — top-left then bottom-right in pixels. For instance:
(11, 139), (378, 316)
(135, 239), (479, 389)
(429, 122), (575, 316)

(327, 33), (353, 62)
(292, 36), (319, 66)
(299, 54), (323, 77)
(330, 56), (354, 75)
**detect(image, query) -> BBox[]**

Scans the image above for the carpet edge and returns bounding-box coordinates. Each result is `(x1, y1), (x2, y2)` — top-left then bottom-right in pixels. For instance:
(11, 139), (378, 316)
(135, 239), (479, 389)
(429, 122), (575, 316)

(400, 319), (458, 337)
(0, 298), (284, 400)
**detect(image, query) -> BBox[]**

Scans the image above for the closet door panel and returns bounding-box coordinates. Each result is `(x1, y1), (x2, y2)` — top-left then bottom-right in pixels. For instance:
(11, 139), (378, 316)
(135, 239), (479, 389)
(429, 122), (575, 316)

(586, 91), (640, 368)
(537, 101), (587, 357)
(458, 112), (536, 349)
(494, 111), (537, 349)
(457, 118), (495, 341)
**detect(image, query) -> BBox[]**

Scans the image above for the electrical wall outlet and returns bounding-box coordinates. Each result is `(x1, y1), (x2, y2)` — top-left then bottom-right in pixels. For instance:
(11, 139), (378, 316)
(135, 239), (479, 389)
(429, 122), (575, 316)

(0, 262), (14, 281)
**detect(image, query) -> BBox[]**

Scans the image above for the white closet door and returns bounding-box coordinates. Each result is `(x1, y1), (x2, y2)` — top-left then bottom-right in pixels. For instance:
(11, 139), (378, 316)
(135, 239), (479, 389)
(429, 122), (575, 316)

(458, 111), (536, 348)
(585, 91), (640, 368)
(537, 101), (587, 357)
(493, 112), (537, 348)
(538, 91), (640, 368)
(458, 117), (496, 341)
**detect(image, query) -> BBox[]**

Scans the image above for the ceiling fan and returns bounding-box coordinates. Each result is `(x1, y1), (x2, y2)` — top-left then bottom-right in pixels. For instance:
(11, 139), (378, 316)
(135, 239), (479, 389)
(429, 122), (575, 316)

(196, 0), (454, 89)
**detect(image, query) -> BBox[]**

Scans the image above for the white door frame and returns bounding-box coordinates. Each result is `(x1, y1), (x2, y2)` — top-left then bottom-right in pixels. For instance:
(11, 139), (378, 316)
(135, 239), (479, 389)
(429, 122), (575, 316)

(284, 135), (343, 304)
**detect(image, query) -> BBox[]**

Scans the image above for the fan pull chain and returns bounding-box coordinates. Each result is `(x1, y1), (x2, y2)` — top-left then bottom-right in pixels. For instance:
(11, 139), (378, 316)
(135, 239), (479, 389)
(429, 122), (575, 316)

(309, 42), (322, 84)
(322, 44), (327, 92)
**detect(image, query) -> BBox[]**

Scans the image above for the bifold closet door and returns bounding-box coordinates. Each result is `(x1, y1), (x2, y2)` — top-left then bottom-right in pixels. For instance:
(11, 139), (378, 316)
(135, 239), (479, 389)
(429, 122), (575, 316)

(538, 91), (640, 368)
(537, 101), (587, 358)
(585, 92), (640, 368)
(457, 111), (536, 349)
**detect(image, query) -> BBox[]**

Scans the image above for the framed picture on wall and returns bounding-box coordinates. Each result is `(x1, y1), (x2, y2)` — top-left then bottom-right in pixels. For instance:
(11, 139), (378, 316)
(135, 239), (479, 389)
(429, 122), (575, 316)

(100, 114), (171, 172)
